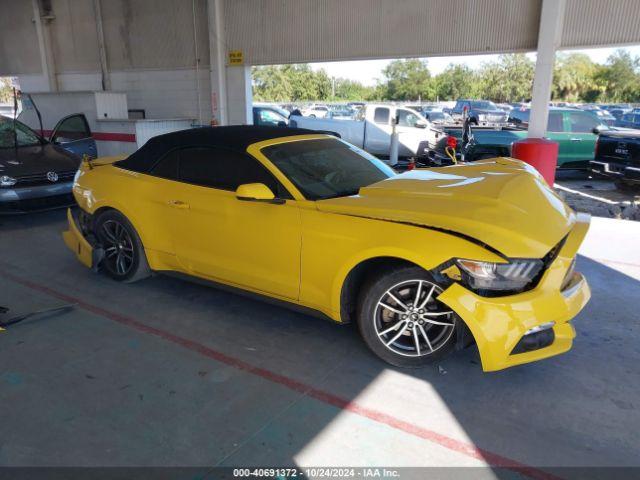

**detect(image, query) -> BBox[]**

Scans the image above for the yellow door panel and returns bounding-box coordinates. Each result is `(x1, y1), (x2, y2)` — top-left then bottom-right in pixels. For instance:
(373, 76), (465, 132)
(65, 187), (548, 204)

(171, 183), (302, 300)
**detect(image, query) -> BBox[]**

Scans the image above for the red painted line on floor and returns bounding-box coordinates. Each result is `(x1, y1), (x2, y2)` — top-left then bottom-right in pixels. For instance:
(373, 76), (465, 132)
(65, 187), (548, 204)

(3, 270), (561, 480)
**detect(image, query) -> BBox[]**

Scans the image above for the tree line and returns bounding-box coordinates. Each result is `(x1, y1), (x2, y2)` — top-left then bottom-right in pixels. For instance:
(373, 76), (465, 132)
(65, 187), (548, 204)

(252, 50), (640, 104)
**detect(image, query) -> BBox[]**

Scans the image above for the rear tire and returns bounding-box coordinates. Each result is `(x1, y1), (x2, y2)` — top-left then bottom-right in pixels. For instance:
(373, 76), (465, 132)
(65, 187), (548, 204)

(357, 266), (459, 367)
(94, 210), (151, 283)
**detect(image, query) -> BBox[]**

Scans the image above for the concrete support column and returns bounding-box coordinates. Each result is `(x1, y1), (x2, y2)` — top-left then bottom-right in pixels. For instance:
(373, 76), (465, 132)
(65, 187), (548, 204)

(32, 0), (57, 92)
(207, 0), (227, 125)
(92, 0), (110, 91)
(528, 0), (566, 138)
(226, 66), (253, 125)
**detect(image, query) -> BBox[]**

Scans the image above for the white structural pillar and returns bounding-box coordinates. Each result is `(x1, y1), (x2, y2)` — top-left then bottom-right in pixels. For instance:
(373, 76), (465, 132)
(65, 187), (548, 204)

(528, 0), (566, 138)
(92, 0), (110, 91)
(226, 66), (253, 125)
(32, 0), (58, 92)
(207, 0), (228, 125)
(207, 0), (252, 125)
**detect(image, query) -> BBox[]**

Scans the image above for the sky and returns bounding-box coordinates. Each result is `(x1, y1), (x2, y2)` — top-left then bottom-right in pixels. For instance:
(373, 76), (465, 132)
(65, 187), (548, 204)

(309, 46), (640, 86)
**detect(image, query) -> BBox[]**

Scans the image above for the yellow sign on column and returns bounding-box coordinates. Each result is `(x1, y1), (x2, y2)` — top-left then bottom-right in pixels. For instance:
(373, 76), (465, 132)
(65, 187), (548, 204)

(228, 50), (244, 66)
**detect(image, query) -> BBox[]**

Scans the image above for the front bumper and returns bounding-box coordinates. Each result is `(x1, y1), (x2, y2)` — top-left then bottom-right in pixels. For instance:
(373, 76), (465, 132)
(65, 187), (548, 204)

(62, 208), (97, 269)
(0, 181), (75, 214)
(437, 214), (591, 372)
(590, 160), (640, 183)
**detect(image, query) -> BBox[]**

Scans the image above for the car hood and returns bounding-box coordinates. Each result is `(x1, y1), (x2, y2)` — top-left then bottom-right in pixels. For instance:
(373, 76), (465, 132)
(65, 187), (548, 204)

(317, 158), (575, 258)
(0, 143), (80, 177)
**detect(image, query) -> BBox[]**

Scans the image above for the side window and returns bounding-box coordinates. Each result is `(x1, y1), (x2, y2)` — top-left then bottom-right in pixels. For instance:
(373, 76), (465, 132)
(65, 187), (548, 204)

(396, 109), (420, 127)
(256, 109), (286, 127)
(151, 149), (180, 180)
(177, 146), (285, 196)
(547, 112), (563, 132)
(568, 112), (598, 133)
(0, 120), (41, 148)
(373, 107), (390, 124)
(52, 114), (91, 143)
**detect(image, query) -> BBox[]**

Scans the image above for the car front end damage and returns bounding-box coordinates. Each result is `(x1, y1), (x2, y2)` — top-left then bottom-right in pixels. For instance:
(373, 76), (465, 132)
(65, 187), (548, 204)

(62, 208), (101, 270)
(435, 214), (591, 372)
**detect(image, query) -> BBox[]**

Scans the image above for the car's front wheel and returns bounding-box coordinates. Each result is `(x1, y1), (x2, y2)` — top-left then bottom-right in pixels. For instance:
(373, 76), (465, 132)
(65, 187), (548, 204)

(95, 210), (151, 283)
(357, 266), (459, 367)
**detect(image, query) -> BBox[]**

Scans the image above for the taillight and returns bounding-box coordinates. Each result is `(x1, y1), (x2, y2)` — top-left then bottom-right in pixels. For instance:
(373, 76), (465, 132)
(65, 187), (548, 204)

(446, 136), (457, 149)
(594, 137), (599, 157)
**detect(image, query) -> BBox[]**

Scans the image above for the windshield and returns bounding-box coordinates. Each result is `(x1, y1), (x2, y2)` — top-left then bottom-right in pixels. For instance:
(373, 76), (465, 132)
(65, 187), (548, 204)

(262, 137), (395, 200)
(471, 101), (498, 110)
(0, 117), (43, 148)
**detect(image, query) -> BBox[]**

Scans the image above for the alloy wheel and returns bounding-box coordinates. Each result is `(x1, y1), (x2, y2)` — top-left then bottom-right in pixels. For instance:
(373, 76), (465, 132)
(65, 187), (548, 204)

(100, 220), (135, 276)
(373, 279), (455, 357)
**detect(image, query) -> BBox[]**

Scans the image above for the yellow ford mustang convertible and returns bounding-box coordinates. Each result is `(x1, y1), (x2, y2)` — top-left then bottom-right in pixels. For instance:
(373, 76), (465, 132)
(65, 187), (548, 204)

(64, 126), (590, 371)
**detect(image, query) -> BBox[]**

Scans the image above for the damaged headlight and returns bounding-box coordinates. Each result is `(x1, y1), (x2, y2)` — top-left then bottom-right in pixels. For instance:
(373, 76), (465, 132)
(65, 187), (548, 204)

(0, 175), (17, 187)
(456, 258), (544, 293)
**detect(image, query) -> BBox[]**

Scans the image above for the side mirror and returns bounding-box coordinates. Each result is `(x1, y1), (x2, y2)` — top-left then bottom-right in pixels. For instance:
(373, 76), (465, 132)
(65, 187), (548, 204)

(236, 183), (284, 204)
(277, 121), (287, 127)
(592, 127), (602, 134)
(415, 120), (427, 129)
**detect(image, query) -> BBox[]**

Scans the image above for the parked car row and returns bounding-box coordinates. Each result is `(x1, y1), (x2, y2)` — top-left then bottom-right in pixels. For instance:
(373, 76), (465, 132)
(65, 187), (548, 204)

(429, 107), (610, 170)
(291, 104), (443, 167)
(450, 99), (509, 125)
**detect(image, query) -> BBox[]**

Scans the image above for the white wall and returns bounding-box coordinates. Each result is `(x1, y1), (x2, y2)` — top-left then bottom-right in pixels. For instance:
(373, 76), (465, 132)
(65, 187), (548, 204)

(18, 68), (212, 123)
(110, 68), (212, 123)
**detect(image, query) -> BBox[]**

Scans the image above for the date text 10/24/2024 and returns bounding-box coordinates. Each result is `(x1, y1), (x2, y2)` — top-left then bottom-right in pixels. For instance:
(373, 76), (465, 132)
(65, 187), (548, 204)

(233, 467), (401, 478)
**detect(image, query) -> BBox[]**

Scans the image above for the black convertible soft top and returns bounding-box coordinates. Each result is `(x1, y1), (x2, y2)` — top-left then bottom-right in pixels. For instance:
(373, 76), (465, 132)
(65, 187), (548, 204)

(115, 125), (321, 173)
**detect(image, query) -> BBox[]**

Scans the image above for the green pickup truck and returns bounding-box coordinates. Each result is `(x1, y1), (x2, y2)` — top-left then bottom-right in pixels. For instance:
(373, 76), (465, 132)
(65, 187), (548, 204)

(428, 108), (609, 169)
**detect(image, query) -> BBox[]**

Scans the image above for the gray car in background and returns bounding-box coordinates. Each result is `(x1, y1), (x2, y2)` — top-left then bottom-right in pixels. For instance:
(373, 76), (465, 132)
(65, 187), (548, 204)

(0, 114), (96, 214)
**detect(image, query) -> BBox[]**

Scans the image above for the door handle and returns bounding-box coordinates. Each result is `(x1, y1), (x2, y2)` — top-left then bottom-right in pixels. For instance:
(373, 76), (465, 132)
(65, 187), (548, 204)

(168, 200), (190, 209)
(569, 137), (582, 142)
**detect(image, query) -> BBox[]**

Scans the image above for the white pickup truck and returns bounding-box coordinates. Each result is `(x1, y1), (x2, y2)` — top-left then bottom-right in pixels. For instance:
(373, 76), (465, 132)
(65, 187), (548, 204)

(290, 104), (443, 164)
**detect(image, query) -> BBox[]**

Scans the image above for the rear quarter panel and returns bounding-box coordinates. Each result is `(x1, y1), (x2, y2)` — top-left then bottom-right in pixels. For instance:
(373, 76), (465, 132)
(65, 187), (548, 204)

(73, 164), (175, 258)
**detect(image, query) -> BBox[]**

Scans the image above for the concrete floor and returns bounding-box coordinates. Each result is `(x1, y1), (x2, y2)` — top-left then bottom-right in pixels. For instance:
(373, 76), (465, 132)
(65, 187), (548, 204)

(1, 210), (639, 478)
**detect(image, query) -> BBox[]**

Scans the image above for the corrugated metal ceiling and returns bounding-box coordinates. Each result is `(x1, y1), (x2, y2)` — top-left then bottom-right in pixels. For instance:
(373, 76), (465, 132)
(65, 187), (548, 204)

(1, 0), (640, 76)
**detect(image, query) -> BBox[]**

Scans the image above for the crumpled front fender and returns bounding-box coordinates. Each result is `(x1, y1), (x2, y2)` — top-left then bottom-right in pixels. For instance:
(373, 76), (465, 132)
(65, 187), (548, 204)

(437, 214), (592, 372)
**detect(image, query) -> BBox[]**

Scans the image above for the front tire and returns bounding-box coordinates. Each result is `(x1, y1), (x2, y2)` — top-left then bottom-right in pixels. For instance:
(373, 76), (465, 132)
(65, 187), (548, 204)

(357, 266), (459, 367)
(95, 210), (151, 283)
